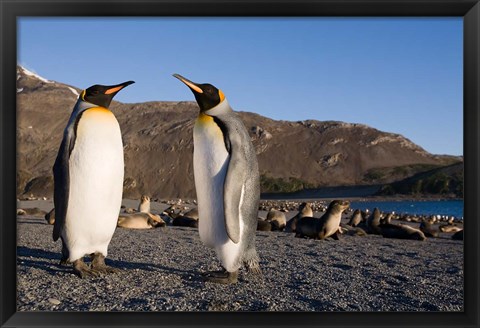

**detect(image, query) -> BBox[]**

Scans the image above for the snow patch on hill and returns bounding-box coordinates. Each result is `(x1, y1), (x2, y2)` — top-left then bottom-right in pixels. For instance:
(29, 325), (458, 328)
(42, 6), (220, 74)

(68, 87), (79, 96)
(20, 66), (52, 84)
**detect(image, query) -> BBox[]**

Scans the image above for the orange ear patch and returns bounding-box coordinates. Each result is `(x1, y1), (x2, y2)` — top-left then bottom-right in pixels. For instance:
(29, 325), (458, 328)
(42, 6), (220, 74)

(105, 85), (124, 95)
(219, 89), (225, 102)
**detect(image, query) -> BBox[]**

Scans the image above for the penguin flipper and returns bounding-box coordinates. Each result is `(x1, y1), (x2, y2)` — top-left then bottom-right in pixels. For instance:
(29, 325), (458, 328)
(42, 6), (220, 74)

(223, 154), (245, 244)
(52, 129), (75, 241)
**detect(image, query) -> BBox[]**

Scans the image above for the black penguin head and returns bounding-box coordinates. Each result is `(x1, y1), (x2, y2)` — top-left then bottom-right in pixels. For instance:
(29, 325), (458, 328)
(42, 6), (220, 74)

(81, 81), (135, 108)
(173, 74), (225, 111)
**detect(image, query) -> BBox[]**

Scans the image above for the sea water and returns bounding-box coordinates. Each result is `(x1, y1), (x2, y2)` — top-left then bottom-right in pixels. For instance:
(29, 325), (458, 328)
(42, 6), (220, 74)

(349, 200), (463, 219)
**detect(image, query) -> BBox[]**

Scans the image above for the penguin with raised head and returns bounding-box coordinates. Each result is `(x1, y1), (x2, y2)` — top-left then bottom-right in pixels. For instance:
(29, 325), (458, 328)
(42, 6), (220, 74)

(53, 81), (134, 278)
(173, 74), (261, 284)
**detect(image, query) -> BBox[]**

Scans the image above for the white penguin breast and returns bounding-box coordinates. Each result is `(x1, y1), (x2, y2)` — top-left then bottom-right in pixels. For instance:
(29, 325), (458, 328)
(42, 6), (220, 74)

(193, 115), (248, 272)
(193, 117), (231, 248)
(64, 108), (124, 260)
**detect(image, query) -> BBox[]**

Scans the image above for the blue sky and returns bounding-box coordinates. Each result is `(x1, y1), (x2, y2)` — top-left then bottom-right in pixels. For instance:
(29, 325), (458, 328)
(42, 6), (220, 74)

(18, 17), (463, 156)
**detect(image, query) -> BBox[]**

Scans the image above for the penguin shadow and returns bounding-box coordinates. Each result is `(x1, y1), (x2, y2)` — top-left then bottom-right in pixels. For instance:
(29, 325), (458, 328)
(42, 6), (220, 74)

(331, 263), (354, 271)
(304, 251), (319, 257)
(17, 246), (200, 281)
(17, 246), (70, 276)
(296, 295), (336, 311)
(17, 217), (49, 225)
(272, 233), (291, 238)
(394, 251), (419, 258)
(372, 255), (398, 267)
(379, 243), (395, 249)
(434, 236), (462, 243)
(106, 258), (202, 282)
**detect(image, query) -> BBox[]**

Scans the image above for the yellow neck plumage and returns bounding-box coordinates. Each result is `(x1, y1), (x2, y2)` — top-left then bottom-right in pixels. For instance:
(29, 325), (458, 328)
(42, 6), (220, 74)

(197, 112), (215, 125)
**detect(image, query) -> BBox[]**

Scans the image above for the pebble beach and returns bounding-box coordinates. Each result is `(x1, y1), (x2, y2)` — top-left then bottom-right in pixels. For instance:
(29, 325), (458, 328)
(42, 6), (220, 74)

(16, 198), (463, 312)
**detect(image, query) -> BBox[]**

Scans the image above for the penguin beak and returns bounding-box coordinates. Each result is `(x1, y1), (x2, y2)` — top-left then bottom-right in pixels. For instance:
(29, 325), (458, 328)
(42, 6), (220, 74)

(104, 81), (135, 95)
(172, 74), (203, 94)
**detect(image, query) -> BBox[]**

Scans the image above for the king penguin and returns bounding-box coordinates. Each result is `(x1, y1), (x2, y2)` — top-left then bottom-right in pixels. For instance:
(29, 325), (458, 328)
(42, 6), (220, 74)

(173, 74), (261, 284)
(53, 80), (134, 278)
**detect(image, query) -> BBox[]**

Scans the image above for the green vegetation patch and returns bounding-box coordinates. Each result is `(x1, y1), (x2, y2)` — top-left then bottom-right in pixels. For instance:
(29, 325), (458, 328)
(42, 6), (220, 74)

(260, 174), (315, 193)
(363, 169), (386, 181)
(363, 164), (441, 183)
(377, 167), (463, 197)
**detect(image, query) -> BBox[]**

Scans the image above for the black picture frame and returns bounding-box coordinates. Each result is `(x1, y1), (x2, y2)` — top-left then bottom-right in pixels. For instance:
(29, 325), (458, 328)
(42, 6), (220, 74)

(1, 0), (478, 327)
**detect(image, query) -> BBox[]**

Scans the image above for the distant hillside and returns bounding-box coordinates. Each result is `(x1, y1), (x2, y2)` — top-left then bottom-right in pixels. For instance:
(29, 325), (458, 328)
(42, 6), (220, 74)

(375, 162), (463, 198)
(16, 65), (462, 199)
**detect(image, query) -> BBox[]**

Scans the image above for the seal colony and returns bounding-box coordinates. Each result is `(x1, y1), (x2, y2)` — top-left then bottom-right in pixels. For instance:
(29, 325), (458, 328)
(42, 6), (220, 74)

(20, 198), (465, 241)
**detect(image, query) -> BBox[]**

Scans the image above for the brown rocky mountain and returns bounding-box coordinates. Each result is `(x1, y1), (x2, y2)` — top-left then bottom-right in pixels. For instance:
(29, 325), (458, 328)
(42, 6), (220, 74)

(16, 66), (461, 199)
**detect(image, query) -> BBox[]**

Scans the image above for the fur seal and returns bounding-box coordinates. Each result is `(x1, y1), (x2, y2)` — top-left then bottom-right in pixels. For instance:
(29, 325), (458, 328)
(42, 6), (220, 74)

(419, 219), (439, 238)
(451, 229), (463, 240)
(45, 208), (55, 225)
(117, 212), (166, 229)
(266, 209), (287, 231)
(295, 200), (350, 240)
(138, 195), (151, 213)
(183, 207), (199, 220)
(172, 215), (199, 228)
(163, 204), (180, 218)
(285, 202), (313, 233)
(171, 207), (199, 228)
(380, 212), (394, 225)
(257, 218), (272, 231)
(380, 223), (426, 241)
(340, 223), (367, 236)
(366, 208), (382, 235)
(439, 224), (462, 233)
(347, 209), (363, 227)
(159, 213), (174, 225)
(17, 207), (47, 217)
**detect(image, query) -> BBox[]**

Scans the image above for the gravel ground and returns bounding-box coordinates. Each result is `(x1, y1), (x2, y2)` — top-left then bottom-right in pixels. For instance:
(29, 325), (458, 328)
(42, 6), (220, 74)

(16, 200), (463, 312)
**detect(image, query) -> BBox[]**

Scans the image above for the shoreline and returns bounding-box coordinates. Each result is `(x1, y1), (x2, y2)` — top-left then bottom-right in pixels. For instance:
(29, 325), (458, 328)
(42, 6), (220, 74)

(260, 195), (463, 202)
(17, 196), (464, 226)
(260, 186), (462, 202)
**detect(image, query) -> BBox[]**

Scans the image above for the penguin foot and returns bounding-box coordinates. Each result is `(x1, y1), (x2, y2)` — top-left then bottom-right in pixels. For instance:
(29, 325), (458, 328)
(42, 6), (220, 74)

(60, 254), (72, 265)
(90, 252), (121, 275)
(59, 258), (71, 266)
(201, 269), (238, 284)
(244, 259), (262, 276)
(90, 265), (121, 275)
(247, 266), (262, 276)
(73, 259), (101, 279)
